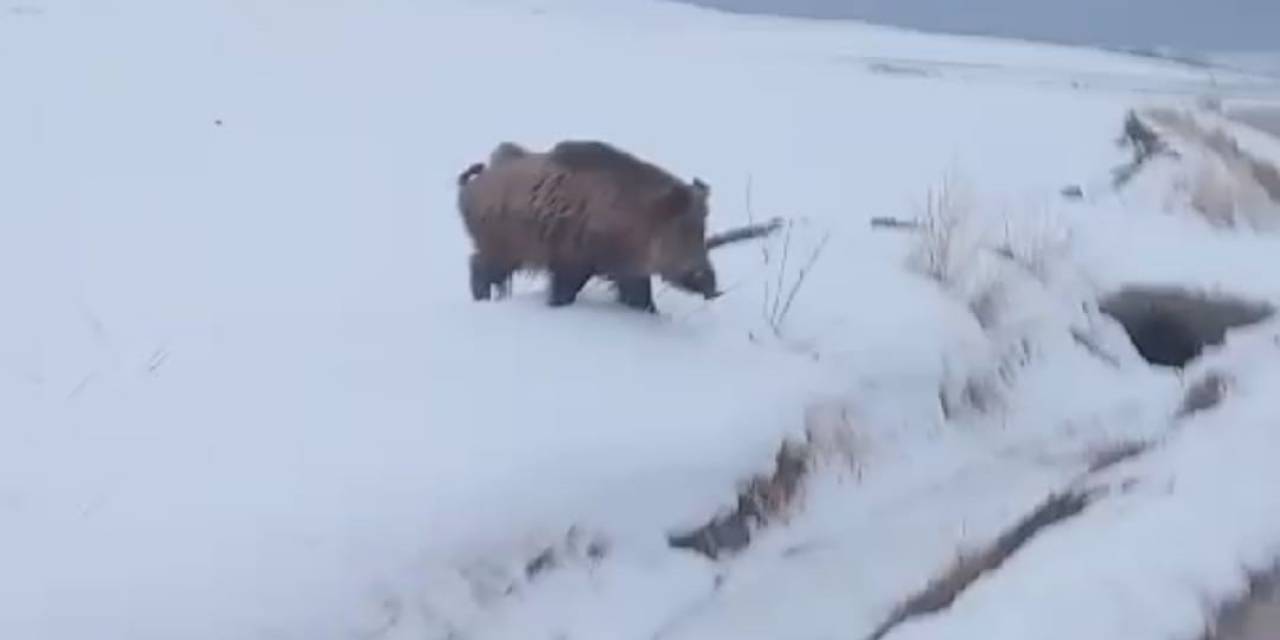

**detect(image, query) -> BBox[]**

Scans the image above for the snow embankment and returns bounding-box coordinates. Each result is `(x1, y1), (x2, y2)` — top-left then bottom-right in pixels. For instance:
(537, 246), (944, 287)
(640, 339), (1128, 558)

(1105, 105), (1280, 234)
(886, 321), (1280, 640)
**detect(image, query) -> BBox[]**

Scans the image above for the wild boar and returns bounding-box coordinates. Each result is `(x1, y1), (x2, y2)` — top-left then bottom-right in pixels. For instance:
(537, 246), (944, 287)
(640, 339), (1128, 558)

(455, 140), (719, 312)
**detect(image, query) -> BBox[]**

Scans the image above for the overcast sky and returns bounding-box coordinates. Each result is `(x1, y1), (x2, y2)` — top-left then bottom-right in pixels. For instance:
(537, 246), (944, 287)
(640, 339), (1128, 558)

(680, 0), (1278, 52)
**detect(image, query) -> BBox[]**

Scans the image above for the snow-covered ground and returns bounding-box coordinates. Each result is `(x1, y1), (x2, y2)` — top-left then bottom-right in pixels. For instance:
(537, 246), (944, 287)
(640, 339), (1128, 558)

(3, 1), (1280, 639)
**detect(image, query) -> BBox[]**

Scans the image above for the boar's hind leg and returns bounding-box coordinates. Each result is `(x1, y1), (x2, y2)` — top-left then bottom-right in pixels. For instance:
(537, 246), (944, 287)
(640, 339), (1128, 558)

(614, 276), (657, 313)
(470, 253), (514, 301)
(547, 264), (593, 307)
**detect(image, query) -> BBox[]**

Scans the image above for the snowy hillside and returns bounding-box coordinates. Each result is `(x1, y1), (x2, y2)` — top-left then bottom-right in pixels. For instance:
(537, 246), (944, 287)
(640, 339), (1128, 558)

(3, 1), (1280, 639)
(1208, 52), (1280, 79)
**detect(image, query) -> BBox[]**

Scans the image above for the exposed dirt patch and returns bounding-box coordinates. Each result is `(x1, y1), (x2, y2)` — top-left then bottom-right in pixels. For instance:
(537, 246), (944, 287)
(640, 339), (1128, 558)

(1176, 370), (1233, 419)
(1111, 109), (1174, 188)
(865, 490), (1099, 640)
(450, 525), (612, 611)
(523, 527), (609, 584)
(1087, 440), (1151, 473)
(669, 438), (810, 560)
(668, 406), (862, 562)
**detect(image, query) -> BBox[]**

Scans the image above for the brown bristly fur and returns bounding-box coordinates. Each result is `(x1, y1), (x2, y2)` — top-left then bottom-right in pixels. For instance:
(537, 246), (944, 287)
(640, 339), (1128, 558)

(489, 141), (529, 166)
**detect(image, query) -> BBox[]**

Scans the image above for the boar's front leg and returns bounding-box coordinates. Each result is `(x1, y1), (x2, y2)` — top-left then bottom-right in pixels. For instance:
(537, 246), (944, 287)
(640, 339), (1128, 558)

(614, 276), (657, 313)
(547, 264), (593, 307)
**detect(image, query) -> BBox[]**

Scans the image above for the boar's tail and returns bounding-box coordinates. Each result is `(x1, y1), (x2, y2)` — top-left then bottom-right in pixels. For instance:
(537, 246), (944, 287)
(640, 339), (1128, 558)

(457, 162), (486, 187)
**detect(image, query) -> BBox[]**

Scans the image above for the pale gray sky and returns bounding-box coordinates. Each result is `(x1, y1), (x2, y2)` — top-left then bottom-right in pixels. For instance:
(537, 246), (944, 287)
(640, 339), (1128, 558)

(679, 0), (1277, 52)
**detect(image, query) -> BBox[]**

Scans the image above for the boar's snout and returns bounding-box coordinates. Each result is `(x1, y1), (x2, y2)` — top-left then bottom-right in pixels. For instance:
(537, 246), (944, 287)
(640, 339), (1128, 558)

(668, 265), (719, 299)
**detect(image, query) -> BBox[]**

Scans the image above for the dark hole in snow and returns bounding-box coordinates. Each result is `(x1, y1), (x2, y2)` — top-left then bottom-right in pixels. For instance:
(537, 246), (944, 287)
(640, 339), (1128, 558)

(1099, 286), (1274, 368)
(1206, 564), (1280, 640)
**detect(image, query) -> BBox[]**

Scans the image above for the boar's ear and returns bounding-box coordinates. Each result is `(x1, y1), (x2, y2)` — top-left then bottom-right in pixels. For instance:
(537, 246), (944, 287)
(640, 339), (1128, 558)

(656, 183), (693, 219)
(689, 178), (711, 218)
